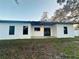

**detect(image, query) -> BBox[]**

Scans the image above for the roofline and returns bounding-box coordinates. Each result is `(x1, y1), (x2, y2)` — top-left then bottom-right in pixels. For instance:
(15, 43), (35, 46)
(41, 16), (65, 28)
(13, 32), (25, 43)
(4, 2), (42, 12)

(0, 20), (79, 24)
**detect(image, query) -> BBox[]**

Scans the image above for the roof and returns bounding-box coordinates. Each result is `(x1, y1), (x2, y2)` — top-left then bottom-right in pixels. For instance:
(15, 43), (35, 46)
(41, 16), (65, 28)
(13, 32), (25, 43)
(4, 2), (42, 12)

(0, 20), (78, 25)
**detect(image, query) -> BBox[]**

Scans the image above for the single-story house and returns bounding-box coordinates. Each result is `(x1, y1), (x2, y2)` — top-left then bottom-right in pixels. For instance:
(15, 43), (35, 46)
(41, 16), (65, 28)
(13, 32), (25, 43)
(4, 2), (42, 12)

(0, 20), (79, 39)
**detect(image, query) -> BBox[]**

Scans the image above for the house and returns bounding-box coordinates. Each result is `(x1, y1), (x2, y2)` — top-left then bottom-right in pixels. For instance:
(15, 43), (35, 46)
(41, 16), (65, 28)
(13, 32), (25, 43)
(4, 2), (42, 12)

(0, 20), (79, 40)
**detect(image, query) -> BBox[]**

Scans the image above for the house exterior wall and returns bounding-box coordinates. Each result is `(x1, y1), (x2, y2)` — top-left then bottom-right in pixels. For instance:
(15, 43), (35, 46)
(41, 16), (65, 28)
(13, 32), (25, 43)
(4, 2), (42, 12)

(0, 23), (31, 40)
(51, 25), (57, 37)
(0, 22), (76, 39)
(31, 25), (56, 38)
(56, 24), (75, 38)
(31, 25), (44, 37)
(75, 30), (79, 36)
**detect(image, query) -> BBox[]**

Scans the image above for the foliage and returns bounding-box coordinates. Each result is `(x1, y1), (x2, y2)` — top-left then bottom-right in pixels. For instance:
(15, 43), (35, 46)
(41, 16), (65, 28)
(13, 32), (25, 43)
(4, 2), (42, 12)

(54, 0), (79, 22)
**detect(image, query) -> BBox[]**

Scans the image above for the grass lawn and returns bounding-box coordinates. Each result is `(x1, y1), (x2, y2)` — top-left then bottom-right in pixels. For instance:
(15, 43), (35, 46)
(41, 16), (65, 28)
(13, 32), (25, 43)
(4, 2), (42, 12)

(0, 37), (79, 59)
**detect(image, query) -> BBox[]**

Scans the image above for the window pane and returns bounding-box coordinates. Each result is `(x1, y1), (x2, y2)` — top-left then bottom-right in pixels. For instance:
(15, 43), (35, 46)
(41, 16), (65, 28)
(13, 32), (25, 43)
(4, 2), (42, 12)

(9, 26), (15, 35)
(23, 26), (28, 35)
(34, 27), (40, 31)
(64, 27), (68, 34)
(44, 28), (50, 36)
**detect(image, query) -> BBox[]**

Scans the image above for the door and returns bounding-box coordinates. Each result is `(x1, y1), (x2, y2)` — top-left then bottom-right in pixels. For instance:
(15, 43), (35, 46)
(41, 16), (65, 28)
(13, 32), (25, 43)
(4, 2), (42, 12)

(44, 28), (51, 36)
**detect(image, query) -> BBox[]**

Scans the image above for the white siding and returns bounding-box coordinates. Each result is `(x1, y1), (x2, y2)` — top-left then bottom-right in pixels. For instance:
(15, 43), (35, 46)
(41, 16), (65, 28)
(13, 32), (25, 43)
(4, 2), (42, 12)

(56, 24), (75, 38)
(0, 22), (76, 39)
(31, 26), (44, 37)
(0, 23), (31, 40)
(51, 25), (57, 37)
(31, 25), (56, 38)
(75, 30), (79, 36)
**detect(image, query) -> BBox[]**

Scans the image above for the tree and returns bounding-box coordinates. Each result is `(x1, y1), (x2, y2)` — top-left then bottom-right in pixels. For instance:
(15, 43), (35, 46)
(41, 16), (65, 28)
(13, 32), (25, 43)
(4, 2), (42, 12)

(57, 0), (65, 5)
(53, 0), (79, 22)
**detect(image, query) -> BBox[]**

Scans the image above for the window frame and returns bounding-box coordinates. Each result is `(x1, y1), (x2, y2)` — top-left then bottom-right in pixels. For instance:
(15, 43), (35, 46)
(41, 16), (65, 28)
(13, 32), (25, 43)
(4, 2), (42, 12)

(9, 26), (15, 35)
(34, 27), (40, 31)
(23, 26), (28, 35)
(64, 26), (68, 34)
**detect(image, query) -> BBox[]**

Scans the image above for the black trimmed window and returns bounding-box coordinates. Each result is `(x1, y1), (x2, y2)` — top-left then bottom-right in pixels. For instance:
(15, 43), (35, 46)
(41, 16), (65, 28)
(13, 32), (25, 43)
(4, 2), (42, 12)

(34, 27), (40, 31)
(23, 26), (28, 35)
(64, 27), (68, 34)
(9, 26), (15, 35)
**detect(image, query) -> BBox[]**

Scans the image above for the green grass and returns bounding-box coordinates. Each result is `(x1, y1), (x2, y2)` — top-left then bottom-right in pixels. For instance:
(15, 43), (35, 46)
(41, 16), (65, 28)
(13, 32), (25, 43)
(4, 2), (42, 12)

(0, 37), (79, 59)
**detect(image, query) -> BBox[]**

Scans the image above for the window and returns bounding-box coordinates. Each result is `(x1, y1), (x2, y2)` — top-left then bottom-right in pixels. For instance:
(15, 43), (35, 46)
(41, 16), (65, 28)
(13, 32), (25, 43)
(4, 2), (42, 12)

(23, 26), (28, 35)
(44, 28), (51, 36)
(9, 26), (15, 35)
(34, 27), (40, 31)
(64, 27), (68, 34)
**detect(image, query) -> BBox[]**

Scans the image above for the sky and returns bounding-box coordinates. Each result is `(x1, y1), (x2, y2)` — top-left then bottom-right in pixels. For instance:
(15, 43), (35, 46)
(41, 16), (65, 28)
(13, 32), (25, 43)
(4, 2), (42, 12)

(0, 0), (63, 21)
